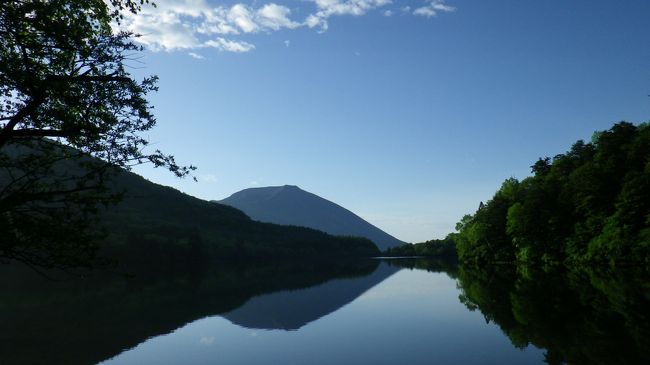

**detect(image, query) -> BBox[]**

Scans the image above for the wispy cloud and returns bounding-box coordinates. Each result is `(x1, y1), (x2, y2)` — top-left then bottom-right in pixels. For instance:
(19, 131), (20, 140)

(188, 52), (206, 59)
(305, 0), (392, 32)
(413, 0), (455, 18)
(112, 1), (455, 53)
(257, 3), (301, 30)
(205, 37), (255, 52)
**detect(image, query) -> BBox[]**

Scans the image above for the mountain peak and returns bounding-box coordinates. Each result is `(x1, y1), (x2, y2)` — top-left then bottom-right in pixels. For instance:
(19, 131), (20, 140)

(279, 184), (301, 191)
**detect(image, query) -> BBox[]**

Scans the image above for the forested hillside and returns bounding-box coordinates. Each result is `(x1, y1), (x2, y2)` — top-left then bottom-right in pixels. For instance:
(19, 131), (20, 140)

(454, 122), (649, 265)
(383, 235), (457, 261)
(98, 171), (380, 268)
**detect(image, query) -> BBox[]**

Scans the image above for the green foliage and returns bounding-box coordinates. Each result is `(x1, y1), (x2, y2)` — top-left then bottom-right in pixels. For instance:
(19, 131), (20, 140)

(455, 122), (650, 265)
(383, 234), (458, 260)
(455, 178), (520, 264)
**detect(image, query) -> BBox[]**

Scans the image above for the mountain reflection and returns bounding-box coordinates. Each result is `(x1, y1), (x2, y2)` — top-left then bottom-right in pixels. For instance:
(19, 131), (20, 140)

(222, 263), (399, 330)
(0, 259), (391, 365)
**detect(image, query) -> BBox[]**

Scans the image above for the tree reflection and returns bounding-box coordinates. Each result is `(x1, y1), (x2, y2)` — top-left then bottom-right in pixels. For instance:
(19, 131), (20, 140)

(456, 264), (650, 365)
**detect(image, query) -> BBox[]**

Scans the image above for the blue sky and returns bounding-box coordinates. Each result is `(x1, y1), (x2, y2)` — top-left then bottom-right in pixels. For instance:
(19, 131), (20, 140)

(126, 0), (650, 242)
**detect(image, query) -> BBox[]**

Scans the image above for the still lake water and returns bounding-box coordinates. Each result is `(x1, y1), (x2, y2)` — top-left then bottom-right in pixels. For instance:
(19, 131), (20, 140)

(2, 259), (648, 365)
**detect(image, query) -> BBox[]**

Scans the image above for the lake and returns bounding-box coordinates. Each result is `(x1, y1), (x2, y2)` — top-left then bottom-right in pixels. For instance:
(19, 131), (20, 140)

(1, 259), (648, 365)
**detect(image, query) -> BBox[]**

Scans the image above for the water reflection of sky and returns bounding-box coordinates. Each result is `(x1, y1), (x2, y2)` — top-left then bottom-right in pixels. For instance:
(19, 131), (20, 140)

(99, 265), (545, 365)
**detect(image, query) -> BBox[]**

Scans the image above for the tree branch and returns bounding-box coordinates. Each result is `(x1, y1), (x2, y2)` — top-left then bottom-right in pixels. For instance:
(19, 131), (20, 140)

(0, 93), (46, 148)
(0, 74), (129, 148)
(46, 75), (131, 83)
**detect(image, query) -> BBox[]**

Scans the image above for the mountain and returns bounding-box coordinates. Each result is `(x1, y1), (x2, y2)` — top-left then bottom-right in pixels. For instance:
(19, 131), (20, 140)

(219, 185), (405, 250)
(99, 174), (380, 266)
(1, 142), (380, 270)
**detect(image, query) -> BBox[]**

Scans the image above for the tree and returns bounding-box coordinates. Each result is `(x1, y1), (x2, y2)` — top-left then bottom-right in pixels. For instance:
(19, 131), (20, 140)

(531, 157), (551, 177)
(0, 1), (193, 270)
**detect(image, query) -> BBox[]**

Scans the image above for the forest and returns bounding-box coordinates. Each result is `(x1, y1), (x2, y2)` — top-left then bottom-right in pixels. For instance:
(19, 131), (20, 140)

(383, 235), (458, 261)
(453, 122), (649, 266)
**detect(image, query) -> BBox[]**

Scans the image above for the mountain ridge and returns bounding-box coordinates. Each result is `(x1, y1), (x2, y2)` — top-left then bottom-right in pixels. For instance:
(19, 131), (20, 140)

(1, 141), (380, 269)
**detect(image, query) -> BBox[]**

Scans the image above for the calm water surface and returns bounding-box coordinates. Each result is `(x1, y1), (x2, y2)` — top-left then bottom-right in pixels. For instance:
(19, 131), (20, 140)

(100, 262), (544, 365)
(2, 259), (648, 365)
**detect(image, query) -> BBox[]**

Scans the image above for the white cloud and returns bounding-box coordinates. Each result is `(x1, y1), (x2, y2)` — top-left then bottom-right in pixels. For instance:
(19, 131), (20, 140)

(306, 0), (392, 31)
(188, 52), (206, 59)
(413, 0), (455, 18)
(284, 39), (290, 47)
(115, 1), (295, 52)
(111, 1), (455, 54)
(313, 0), (391, 16)
(304, 13), (327, 31)
(205, 37), (255, 52)
(257, 4), (300, 30)
(197, 7), (239, 35)
(413, 7), (434, 17)
(228, 4), (259, 33)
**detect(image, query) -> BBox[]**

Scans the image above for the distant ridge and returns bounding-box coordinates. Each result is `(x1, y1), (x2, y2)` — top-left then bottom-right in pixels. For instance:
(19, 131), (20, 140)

(220, 185), (404, 250)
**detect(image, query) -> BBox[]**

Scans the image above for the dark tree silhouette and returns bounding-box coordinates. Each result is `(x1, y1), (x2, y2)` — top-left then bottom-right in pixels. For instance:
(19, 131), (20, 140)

(0, 1), (194, 270)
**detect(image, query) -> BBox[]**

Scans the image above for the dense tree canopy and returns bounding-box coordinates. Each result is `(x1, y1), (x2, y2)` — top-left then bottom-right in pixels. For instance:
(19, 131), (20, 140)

(0, 0), (193, 269)
(383, 235), (458, 261)
(454, 122), (650, 266)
